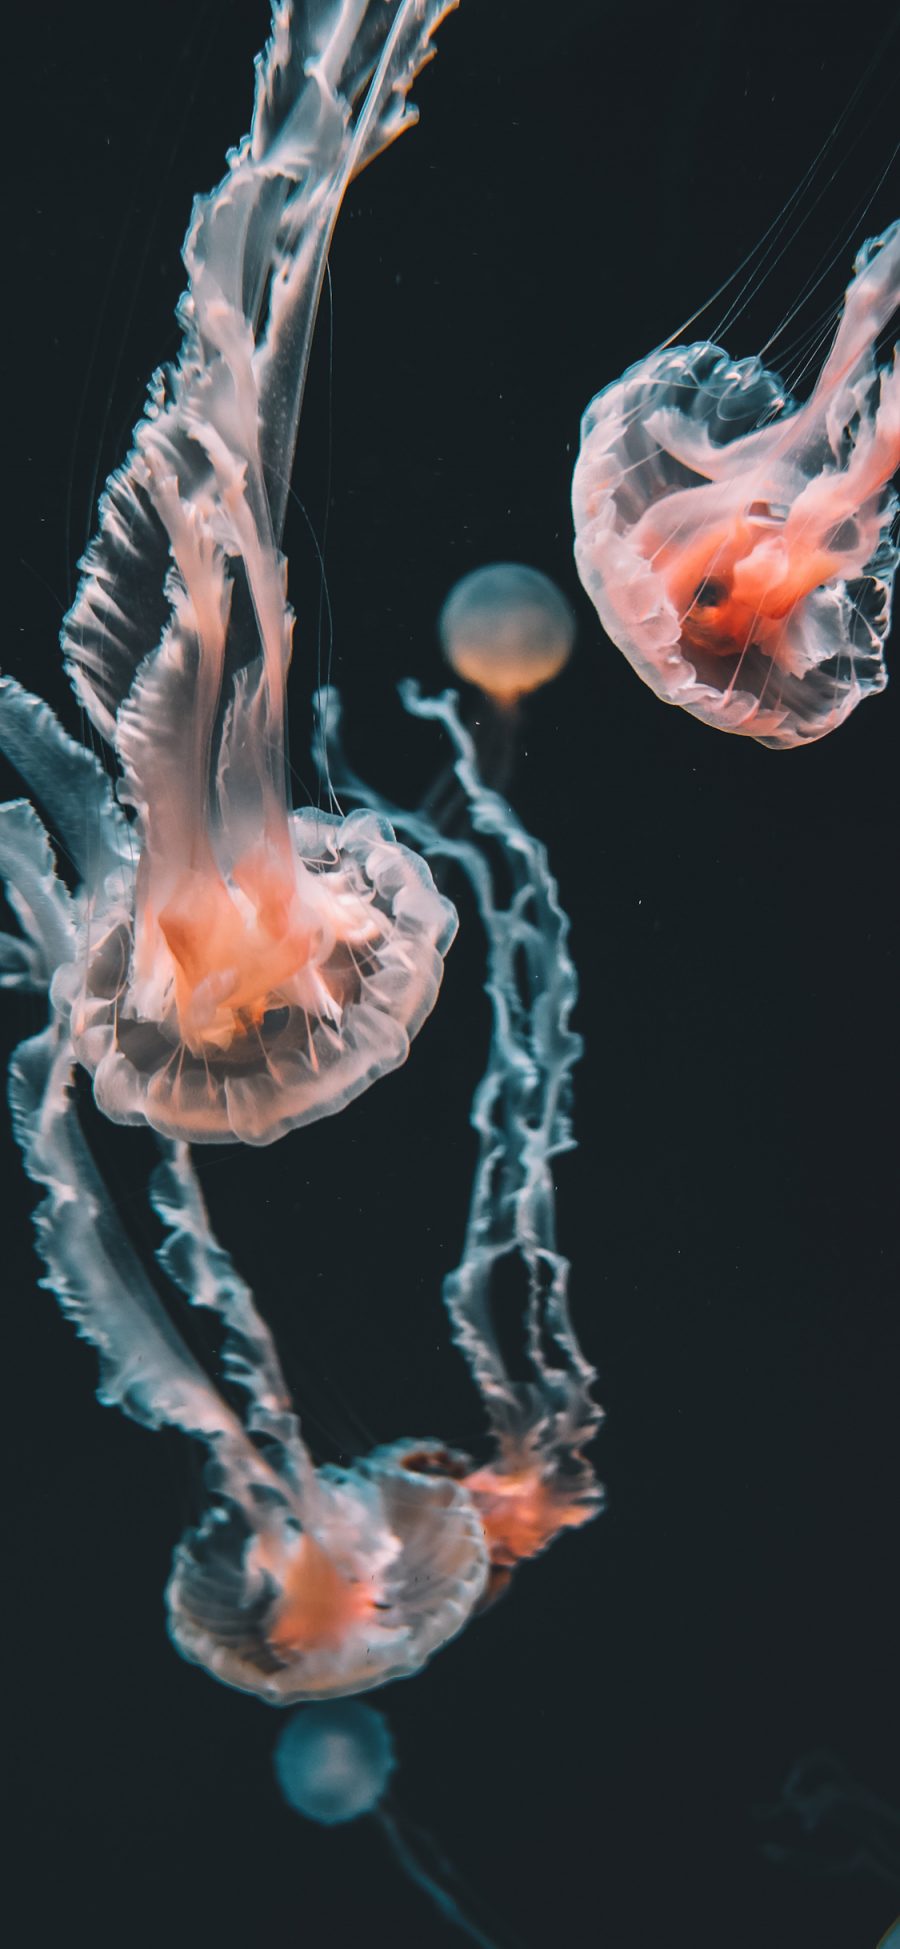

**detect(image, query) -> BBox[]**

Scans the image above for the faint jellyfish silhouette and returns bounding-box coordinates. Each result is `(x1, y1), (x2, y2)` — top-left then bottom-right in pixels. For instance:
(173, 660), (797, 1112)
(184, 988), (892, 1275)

(2, 778), (487, 1699)
(274, 1703), (510, 1948)
(757, 1750), (900, 1890)
(0, 0), (459, 1145)
(274, 1701), (396, 1822)
(432, 562), (574, 810)
(439, 564), (575, 706)
(314, 594), (603, 1586)
(572, 220), (900, 748)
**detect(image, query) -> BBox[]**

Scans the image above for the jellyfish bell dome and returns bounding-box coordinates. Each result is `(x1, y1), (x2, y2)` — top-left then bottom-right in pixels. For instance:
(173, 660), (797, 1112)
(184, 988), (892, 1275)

(572, 221), (900, 749)
(166, 1444), (489, 1702)
(52, 805), (457, 1146)
(274, 1702), (396, 1824)
(439, 563), (576, 704)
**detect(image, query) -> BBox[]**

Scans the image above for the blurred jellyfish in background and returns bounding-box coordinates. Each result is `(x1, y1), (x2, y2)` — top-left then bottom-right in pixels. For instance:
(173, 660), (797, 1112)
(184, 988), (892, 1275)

(315, 568), (602, 1583)
(275, 1701), (396, 1823)
(274, 1703), (510, 1947)
(439, 563), (575, 705)
(757, 1751), (900, 1891)
(435, 561), (575, 807)
(0, 0), (460, 1146)
(572, 220), (899, 748)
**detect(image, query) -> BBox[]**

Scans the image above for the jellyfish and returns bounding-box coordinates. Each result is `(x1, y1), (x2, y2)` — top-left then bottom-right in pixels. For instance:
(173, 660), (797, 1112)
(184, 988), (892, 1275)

(0, 0), (460, 1144)
(431, 562), (575, 812)
(6, 1005), (487, 1702)
(274, 1703), (508, 1947)
(314, 598), (603, 1579)
(439, 564), (575, 706)
(572, 220), (900, 748)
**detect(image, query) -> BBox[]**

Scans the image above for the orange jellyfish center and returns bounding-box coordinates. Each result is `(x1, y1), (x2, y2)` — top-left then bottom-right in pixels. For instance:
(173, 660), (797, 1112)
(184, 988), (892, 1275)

(464, 1461), (594, 1568)
(659, 505), (850, 663)
(157, 850), (317, 1054)
(265, 1532), (378, 1658)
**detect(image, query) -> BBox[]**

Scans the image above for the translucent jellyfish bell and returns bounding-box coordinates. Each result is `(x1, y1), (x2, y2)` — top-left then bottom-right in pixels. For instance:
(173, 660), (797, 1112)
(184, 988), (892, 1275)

(439, 563), (575, 705)
(572, 222), (900, 748)
(274, 1702), (395, 1823)
(0, 0), (460, 1145)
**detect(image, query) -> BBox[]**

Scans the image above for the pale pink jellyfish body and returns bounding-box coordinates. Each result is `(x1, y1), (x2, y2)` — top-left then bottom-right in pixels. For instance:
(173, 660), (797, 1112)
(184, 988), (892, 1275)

(572, 222), (900, 748)
(1, 0), (460, 1144)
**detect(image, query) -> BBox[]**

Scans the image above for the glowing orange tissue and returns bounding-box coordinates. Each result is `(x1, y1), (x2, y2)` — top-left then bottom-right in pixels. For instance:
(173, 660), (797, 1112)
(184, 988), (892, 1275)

(573, 221), (899, 748)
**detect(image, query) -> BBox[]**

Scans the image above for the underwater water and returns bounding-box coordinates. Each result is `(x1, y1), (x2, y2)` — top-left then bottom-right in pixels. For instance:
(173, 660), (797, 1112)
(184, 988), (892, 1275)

(4, 2), (898, 1945)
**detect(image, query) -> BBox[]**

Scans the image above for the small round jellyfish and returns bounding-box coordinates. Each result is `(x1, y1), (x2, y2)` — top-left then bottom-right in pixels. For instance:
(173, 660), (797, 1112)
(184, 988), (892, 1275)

(274, 1701), (395, 1823)
(572, 221), (900, 748)
(439, 564), (575, 705)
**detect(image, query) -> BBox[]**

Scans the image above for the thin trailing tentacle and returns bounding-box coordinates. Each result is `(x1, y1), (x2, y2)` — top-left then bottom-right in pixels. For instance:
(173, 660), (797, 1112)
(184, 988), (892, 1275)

(0, 675), (129, 884)
(0, 800), (76, 991)
(313, 683), (602, 1489)
(149, 1142), (316, 1503)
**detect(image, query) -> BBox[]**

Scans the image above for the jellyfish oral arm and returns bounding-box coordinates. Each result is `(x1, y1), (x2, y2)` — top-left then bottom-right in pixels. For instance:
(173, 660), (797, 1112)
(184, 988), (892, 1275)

(9, 1026), (255, 1458)
(315, 681), (603, 1563)
(6, 1008), (486, 1701)
(254, 0), (460, 543)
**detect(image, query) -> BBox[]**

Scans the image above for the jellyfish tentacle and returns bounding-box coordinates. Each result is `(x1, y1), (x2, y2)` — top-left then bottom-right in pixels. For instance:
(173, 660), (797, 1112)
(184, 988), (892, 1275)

(254, 0), (461, 542)
(314, 677), (603, 1567)
(377, 1803), (507, 1949)
(0, 675), (129, 883)
(64, 0), (459, 735)
(0, 800), (76, 991)
(148, 1141), (317, 1505)
(8, 1024), (253, 1453)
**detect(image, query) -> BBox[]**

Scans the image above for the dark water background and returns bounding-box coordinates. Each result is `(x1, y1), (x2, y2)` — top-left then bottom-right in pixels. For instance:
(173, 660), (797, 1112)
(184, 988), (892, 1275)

(4, 3), (899, 1944)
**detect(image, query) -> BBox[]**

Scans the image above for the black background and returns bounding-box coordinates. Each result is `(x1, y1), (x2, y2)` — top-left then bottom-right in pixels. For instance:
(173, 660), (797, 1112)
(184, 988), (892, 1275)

(4, 3), (899, 1945)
